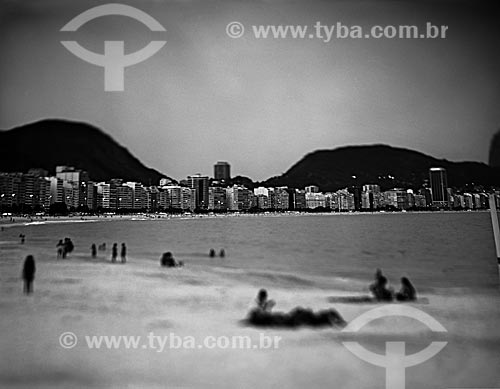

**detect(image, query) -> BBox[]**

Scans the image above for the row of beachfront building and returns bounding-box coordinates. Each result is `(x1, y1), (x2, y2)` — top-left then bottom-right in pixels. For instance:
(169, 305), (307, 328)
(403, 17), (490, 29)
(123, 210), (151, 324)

(0, 166), (497, 213)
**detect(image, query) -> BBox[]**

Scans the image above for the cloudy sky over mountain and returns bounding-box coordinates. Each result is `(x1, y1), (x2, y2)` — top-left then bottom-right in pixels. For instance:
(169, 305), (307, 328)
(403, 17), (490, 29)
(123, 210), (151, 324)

(1, 0), (499, 180)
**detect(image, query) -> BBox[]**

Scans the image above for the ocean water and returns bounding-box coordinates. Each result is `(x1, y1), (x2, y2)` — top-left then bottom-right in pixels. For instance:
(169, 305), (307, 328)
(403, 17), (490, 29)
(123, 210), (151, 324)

(4, 212), (498, 290)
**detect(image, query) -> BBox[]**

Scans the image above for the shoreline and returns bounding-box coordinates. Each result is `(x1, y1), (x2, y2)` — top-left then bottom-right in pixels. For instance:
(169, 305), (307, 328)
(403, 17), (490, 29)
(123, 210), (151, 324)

(0, 209), (489, 229)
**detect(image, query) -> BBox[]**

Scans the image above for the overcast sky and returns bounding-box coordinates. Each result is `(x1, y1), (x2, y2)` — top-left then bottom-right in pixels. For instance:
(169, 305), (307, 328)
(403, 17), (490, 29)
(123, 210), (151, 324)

(1, 0), (499, 181)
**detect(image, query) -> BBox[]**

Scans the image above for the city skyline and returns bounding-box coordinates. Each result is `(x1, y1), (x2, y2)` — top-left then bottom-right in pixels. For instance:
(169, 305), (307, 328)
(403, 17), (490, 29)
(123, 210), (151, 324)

(1, 163), (495, 214)
(1, 0), (499, 180)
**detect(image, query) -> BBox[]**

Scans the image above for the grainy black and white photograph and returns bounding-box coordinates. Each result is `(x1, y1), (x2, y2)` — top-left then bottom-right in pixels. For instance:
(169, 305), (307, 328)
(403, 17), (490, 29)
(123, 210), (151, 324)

(0, 0), (500, 388)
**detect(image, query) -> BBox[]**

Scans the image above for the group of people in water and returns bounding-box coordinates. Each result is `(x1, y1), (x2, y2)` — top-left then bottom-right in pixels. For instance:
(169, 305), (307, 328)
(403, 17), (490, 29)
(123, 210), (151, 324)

(369, 268), (417, 302)
(56, 238), (74, 259)
(209, 248), (225, 258)
(89, 242), (127, 263)
(246, 271), (417, 328)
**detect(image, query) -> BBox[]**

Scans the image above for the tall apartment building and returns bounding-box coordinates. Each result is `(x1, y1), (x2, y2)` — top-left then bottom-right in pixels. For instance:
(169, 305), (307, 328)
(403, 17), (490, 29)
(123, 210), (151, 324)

(429, 167), (448, 208)
(294, 189), (306, 210)
(226, 185), (253, 211)
(361, 184), (381, 210)
(56, 166), (89, 209)
(209, 186), (227, 211)
(305, 192), (326, 209)
(96, 182), (111, 209)
(187, 174), (209, 210)
(214, 162), (231, 182)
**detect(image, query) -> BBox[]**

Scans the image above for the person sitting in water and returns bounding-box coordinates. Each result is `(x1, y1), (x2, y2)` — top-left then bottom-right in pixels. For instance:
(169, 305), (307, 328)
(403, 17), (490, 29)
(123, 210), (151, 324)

(160, 252), (183, 268)
(255, 288), (276, 312)
(396, 277), (417, 301)
(219, 249), (225, 258)
(369, 269), (394, 301)
(209, 249), (215, 258)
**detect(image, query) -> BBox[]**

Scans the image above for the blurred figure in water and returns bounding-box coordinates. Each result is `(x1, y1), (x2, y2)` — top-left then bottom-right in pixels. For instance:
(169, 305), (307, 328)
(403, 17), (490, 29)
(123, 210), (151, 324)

(98, 243), (106, 251)
(219, 249), (225, 258)
(255, 289), (276, 312)
(160, 252), (183, 267)
(121, 243), (127, 263)
(22, 255), (36, 294)
(209, 248), (215, 258)
(396, 277), (417, 301)
(111, 243), (118, 263)
(369, 269), (394, 301)
(19, 234), (25, 244)
(91, 244), (97, 259)
(247, 288), (346, 328)
(56, 239), (64, 259)
(63, 238), (74, 259)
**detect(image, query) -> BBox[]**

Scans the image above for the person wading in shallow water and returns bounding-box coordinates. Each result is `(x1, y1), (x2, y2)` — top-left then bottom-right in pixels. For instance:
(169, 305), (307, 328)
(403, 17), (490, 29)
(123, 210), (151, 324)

(111, 243), (118, 263)
(120, 243), (127, 264)
(22, 255), (36, 294)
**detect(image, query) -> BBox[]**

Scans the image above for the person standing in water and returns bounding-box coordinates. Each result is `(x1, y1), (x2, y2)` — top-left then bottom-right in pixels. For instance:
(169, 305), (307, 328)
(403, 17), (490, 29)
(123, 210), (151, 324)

(91, 244), (97, 259)
(120, 243), (127, 263)
(22, 255), (36, 294)
(111, 243), (118, 263)
(57, 239), (64, 259)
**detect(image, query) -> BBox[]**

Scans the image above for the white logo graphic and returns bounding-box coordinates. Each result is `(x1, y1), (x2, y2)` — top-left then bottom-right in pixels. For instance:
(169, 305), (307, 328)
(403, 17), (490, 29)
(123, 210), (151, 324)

(342, 305), (448, 389)
(59, 331), (78, 349)
(60, 3), (166, 91)
(226, 21), (245, 39)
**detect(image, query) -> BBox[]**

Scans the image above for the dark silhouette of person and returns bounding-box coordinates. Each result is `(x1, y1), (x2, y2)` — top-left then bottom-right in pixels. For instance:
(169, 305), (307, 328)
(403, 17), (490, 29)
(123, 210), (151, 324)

(22, 255), (36, 294)
(57, 240), (64, 259)
(255, 289), (276, 312)
(369, 269), (394, 301)
(62, 238), (74, 259)
(396, 277), (417, 301)
(121, 243), (127, 264)
(219, 249), (225, 258)
(111, 243), (118, 263)
(247, 289), (346, 328)
(91, 244), (97, 259)
(160, 252), (183, 267)
(161, 252), (176, 267)
(19, 234), (25, 244)
(209, 249), (215, 258)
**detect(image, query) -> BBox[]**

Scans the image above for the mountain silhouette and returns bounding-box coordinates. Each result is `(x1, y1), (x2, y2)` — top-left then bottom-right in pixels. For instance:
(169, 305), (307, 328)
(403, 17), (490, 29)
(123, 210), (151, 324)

(0, 119), (169, 184)
(263, 145), (499, 191)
